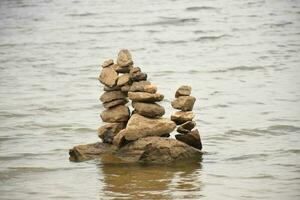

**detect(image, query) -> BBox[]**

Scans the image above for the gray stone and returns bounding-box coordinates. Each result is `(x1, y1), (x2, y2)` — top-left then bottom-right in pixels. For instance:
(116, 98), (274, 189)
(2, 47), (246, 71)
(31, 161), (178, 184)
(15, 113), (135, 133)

(128, 92), (164, 102)
(171, 111), (195, 125)
(100, 105), (130, 123)
(124, 114), (176, 141)
(171, 96), (196, 111)
(132, 102), (165, 118)
(175, 85), (192, 98)
(117, 49), (133, 67)
(99, 67), (118, 87)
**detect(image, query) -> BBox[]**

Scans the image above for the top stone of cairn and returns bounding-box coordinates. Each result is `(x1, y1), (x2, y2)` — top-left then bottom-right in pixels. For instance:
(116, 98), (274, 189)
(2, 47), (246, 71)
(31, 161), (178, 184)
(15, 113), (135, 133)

(175, 85), (191, 98)
(117, 49), (133, 67)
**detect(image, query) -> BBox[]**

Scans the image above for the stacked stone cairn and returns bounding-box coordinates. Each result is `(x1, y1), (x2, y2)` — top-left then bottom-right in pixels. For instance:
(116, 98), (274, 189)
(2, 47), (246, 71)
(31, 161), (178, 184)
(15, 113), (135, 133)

(98, 49), (176, 148)
(171, 86), (202, 150)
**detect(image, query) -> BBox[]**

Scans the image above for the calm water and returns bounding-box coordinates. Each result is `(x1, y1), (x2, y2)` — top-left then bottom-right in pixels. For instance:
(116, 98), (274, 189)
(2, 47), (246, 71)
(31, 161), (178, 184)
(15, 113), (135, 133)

(1, 0), (300, 199)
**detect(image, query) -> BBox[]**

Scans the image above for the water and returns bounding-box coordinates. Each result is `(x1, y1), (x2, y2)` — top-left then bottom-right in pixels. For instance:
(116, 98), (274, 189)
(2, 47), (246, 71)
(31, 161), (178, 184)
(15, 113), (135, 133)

(0, 0), (300, 199)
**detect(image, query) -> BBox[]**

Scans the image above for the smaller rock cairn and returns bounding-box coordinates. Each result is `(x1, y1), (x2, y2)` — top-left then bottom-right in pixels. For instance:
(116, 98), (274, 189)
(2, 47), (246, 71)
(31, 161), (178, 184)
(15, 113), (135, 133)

(98, 49), (176, 148)
(171, 86), (202, 150)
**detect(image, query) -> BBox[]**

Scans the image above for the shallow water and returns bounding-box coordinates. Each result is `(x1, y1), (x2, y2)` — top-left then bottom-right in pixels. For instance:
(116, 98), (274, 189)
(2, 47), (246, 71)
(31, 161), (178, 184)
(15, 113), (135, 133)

(0, 0), (300, 199)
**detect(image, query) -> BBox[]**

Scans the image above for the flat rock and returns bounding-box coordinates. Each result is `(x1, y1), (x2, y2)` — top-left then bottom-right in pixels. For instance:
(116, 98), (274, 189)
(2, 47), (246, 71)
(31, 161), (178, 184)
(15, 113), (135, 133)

(112, 64), (132, 73)
(130, 72), (147, 81)
(175, 129), (202, 150)
(129, 81), (157, 94)
(117, 73), (131, 86)
(132, 102), (165, 118)
(128, 92), (164, 102)
(100, 91), (126, 103)
(117, 49), (133, 67)
(101, 59), (114, 68)
(124, 114), (176, 141)
(100, 105), (130, 123)
(103, 99), (128, 109)
(171, 111), (195, 125)
(103, 85), (121, 92)
(177, 121), (196, 134)
(171, 96), (196, 111)
(69, 137), (202, 163)
(121, 84), (131, 92)
(99, 67), (118, 87)
(175, 85), (192, 98)
(98, 123), (126, 144)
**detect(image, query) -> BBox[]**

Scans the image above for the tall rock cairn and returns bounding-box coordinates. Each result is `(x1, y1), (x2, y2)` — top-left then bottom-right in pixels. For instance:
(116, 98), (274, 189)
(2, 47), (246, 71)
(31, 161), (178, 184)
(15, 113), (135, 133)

(98, 49), (175, 147)
(171, 86), (202, 150)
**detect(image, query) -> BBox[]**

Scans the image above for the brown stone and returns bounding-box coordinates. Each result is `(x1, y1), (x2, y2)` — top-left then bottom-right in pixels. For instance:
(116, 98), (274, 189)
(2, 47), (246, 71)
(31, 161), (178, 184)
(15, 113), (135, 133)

(100, 105), (130, 123)
(117, 73), (131, 86)
(101, 59), (114, 68)
(129, 67), (141, 74)
(112, 64), (132, 73)
(175, 85), (192, 98)
(128, 92), (164, 102)
(132, 102), (165, 118)
(113, 129), (129, 148)
(100, 91), (126, 103)
(177, 121), (196, 134)
(69, 137), (202, 163)
(103, 99), (128, 109)
(130, 72), (147, 81)
(171, 96), (196, 111)
(171, 111), (195, 125)
(129, 81), (157, 93)
(103, 85), (121, 92)
(175, 129), (202, 150)
(99, 67), (118, 87)
(124, 114), (176, 141)
(117, 49), (133, 67)
(98, 123), (126, 144)
(121, 85), (131, 92)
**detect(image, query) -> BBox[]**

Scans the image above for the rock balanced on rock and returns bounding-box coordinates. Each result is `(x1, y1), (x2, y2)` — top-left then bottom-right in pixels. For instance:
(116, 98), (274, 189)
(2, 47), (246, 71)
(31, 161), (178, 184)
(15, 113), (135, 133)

(171, 86), (202, 150)
(98, 49), (176, 147)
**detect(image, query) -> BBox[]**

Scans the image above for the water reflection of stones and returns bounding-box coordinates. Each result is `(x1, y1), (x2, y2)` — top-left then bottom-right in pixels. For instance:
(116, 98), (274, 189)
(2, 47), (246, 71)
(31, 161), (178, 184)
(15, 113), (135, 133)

(98, 160), (203, 199)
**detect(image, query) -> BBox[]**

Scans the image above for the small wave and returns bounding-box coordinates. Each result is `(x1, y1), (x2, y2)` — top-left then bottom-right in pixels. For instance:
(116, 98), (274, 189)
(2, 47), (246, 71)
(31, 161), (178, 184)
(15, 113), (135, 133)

(186, 6), (218, 11)
(194, 34), (231, 42)
(209, 65), (266, 73)
(155, 40), (187, 45)
(67, 12), (98, 17)
(136, 17), (198, 26)
(267, 125), (300, 132)
(226, 153), (269, 161)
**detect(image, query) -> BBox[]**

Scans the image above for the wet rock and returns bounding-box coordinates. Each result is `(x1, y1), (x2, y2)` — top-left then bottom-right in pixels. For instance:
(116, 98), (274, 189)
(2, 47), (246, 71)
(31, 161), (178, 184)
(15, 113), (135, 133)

(129, 81), (157, 93)
(175, 85), (192, 98)
(99, 67), (118, 87)
(117, 49), (133, 67)
(171, 96), (196, 111)
(100, 91), (126, 103)
(103, 85), (121, 92)
(112, 64), (132, 73)
(98, 123), (126, 143)
(117, 73), (131, 86)
(175, 129), (202, 150)
(100, 105), (130, 123)
(177, 121), (196, 134)
(124, 114), (176, 141)
(69, 137), (202, 163)
(128, 92), (164, 102)
(171, 111), (195, 125)
(103, 99), (128, 109)
(113, 129), (129, 148)
(101, 59), (114, 68)
(132, 102), (165, 118)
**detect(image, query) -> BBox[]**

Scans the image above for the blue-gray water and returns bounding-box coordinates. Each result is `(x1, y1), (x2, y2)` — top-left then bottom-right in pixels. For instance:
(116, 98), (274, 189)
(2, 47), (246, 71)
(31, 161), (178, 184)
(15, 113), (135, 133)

(0, 0), (300, 199)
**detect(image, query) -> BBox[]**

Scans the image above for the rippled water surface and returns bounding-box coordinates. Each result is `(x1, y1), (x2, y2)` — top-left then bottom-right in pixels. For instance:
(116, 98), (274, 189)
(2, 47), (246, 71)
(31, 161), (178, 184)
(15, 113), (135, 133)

(1, 0), (300, 199)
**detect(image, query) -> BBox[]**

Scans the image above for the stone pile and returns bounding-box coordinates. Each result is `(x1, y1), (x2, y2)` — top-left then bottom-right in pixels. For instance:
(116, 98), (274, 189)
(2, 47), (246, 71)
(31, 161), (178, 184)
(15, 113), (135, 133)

(171, 86), (202, 150)
(98, 49), (176, 148)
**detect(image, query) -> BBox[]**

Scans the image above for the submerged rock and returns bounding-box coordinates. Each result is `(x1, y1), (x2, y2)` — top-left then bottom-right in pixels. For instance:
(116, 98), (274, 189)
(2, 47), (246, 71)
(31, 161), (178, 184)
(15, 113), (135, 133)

(100, 105), (130, 123)
(171, 96), (196, 111)
(99, 67), (118, 87)
(175, 85), (192, 98)
(69, 137), (202, 163)
(132, 102), (165, 118)
(124, 114), (176, 141)
(128, 92), (164, 102)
